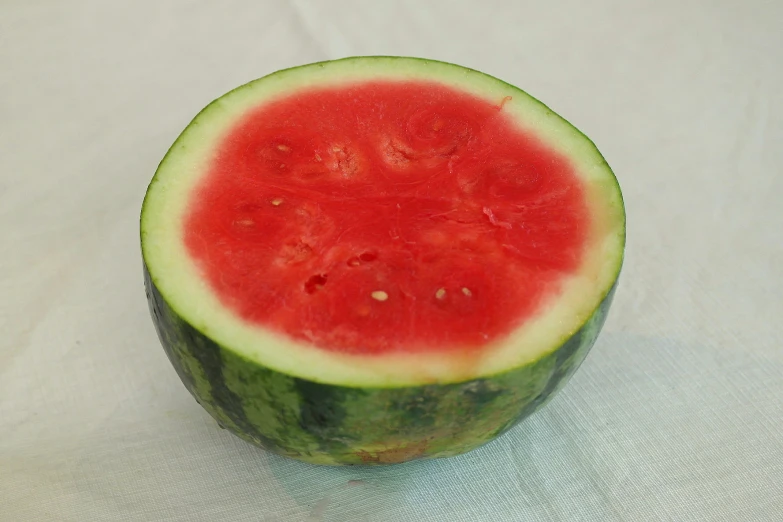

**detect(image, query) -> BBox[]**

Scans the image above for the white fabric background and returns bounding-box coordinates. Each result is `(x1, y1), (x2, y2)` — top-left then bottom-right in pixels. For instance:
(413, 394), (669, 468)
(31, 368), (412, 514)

(2, 1), (782, 520)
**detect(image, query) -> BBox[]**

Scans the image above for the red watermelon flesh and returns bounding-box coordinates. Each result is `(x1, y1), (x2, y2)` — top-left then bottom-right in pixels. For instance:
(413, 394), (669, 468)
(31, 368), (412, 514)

(184, 80), (588, 355)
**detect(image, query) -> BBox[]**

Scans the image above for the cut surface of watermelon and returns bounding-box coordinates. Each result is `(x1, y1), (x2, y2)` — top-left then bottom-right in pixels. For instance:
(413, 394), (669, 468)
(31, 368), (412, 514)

(143, 57), (623, 387)
(185, 80), (588, 356)
(141, 57), (624, 464)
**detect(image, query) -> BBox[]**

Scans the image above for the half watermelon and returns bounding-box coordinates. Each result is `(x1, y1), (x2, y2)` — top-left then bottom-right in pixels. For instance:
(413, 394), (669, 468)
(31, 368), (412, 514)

(141, 56), (625, 465)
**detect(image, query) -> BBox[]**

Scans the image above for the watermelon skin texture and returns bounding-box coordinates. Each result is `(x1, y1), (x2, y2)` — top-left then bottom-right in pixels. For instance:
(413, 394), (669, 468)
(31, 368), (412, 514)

(145, 265), (616, 465)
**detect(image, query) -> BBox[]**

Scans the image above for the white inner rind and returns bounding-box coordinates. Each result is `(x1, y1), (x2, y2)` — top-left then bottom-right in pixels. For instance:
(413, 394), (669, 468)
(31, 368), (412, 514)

(141, 57), (625, 387)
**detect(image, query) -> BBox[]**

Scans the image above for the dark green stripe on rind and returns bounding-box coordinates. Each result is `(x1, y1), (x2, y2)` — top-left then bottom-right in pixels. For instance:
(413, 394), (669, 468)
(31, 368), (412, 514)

(145, 265), (616, 465)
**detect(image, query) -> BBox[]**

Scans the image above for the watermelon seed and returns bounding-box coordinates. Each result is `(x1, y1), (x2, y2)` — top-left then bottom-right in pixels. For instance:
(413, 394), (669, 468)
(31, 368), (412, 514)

(462, 287), (472, 296)
(371, 290), (388, 301)
(271, 198), (283, 206)
(304, 274), (328, 294)
(279, 163), (286, 169)
(315, 153), (322, 161)
(276, 144), (290, 152)
(435, 288), (447, 300)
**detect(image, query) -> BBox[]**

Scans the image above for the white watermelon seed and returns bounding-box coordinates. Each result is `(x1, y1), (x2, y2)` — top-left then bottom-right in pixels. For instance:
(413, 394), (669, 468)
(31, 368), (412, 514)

(371, 290), (388, 301)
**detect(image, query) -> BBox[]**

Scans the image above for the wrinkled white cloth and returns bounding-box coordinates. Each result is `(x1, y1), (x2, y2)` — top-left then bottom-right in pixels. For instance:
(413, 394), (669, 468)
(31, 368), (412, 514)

(2, 1), (782, 520)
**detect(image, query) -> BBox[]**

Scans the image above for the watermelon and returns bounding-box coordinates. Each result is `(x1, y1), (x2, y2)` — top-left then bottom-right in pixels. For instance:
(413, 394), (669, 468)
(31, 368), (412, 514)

(141, 56), (625, 465)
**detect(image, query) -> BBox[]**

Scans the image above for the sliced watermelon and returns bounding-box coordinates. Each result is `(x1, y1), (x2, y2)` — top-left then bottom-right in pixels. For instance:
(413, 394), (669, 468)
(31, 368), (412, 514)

(141, 57), (625, 465)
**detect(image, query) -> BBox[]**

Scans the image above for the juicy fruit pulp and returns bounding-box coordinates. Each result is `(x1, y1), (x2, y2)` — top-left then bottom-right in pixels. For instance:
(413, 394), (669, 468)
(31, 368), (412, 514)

(185, 81), (588, 355)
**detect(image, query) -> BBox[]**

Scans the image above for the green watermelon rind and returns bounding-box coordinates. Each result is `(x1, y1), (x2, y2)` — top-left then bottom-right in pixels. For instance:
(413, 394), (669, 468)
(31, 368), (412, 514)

(145, 265), (616, 465)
